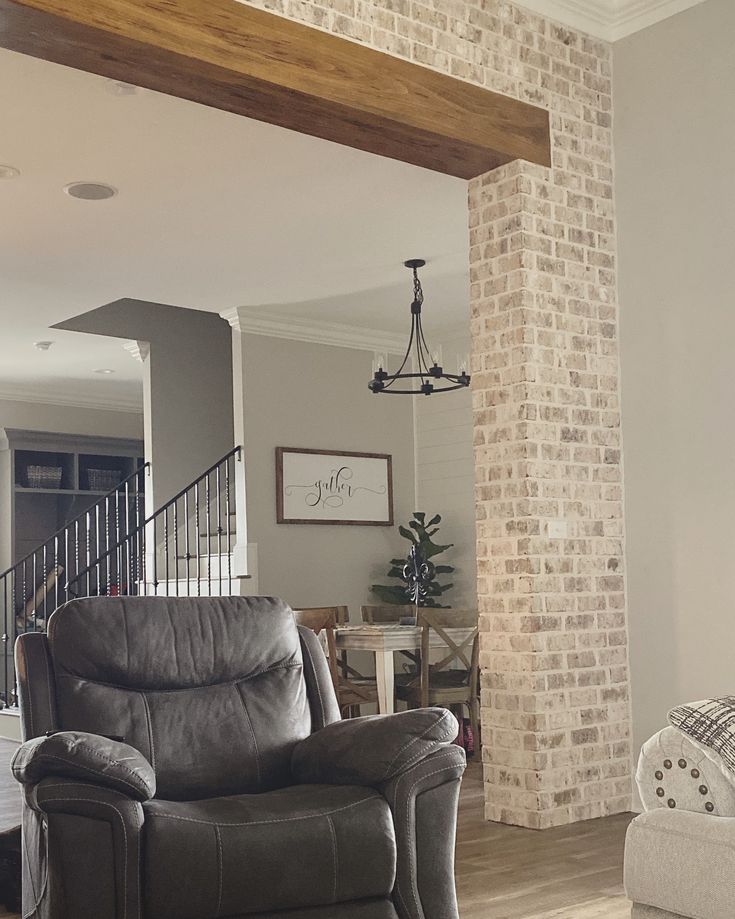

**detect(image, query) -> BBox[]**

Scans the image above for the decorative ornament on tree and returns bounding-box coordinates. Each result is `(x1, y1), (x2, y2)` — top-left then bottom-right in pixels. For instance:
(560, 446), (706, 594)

(403, 544), (435, 607)
(370, 512), (454, 608)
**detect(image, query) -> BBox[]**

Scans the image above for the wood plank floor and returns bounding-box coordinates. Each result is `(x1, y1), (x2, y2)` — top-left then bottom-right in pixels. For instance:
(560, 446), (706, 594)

(457, 763), (634, 918)
(0, 742), (632, 918)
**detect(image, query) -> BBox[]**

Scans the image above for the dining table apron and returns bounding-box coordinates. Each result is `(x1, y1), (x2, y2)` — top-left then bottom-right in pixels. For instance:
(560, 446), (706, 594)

(334, 623), (474, 715)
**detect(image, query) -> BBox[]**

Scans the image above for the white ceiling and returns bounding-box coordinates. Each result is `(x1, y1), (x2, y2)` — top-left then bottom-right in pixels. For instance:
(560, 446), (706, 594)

(518, 0), (708, 40)
(0, 50), (469, 411)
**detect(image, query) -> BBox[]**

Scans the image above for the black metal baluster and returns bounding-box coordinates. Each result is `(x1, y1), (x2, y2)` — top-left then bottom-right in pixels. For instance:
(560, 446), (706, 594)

(74, 520), (81, 597)
(225, 458), (232, 594)
(23, 553), (36, 632)
(95, 502), (100, 595)
(195, 482), (201, 597)
(152, 515), (158, 596)
(174, 500), (180, 597)
(3, 575), (10, 706)
(184, 491), (190, 596)
(124, 480), (131, 596)
(53, 535), (60, 614)
(41, 545), (48, 628)
(216, 465), (222, 595)
(164, 507), (170, 594)
(205, 472), (212, 597)
(64, 524), (70, 601)
(141, 500), (147, 597)
(115, 491), (122, 595)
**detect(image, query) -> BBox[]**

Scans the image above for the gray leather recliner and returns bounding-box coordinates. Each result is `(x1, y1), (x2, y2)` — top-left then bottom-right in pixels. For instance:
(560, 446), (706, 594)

(11, 596), (466, 919)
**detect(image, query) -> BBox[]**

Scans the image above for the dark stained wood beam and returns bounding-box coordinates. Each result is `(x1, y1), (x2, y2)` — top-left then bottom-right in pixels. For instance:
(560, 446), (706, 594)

(0, 0), (551, 178)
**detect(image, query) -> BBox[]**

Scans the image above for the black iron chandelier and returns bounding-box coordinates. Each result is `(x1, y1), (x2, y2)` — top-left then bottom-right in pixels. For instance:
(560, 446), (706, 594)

(368, 259), (471, 396)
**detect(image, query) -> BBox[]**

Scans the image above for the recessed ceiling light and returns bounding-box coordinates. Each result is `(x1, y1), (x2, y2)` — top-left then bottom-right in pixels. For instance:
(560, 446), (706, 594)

(64, 182), (118, 201)
(94, 368), (116, 374)
(34, 340), (54, 351)
(0, 165), (20, 180)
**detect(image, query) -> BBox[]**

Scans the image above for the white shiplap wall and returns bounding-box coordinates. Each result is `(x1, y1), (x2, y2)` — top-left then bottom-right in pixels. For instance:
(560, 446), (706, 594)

(413, 324), (476, 609)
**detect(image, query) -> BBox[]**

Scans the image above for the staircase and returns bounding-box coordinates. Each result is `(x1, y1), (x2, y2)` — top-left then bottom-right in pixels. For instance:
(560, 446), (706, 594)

(0, 446), (253, 708)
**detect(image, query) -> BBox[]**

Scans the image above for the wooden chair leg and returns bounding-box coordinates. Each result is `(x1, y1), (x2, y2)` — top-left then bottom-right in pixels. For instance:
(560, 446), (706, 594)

(469, 695), (480, 755)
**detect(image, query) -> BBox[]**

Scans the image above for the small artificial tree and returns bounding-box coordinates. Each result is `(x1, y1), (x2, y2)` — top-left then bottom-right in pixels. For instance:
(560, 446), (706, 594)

(371, 512), (454, 608)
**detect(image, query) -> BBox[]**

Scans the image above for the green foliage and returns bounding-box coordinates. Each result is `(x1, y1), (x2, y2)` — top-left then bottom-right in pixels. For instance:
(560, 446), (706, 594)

(370, 512), (454, 607)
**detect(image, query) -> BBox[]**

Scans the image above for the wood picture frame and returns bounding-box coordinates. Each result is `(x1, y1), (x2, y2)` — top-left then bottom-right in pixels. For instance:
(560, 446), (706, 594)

(276, 447), (393, 526)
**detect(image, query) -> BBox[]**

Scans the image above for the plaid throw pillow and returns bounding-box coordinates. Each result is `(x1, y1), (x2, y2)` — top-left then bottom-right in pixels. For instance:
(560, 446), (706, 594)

(669, 697), (735, 775)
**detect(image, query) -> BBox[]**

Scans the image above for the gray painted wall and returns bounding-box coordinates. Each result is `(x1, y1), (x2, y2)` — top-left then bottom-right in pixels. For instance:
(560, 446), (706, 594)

(615, 0), (735, 759)
(56, 300), (233, 508)
(0, 398), (143, 439)
(237, 334), (416, 618)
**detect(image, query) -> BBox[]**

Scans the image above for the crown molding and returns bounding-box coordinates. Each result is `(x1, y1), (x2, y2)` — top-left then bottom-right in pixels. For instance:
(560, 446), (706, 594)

(0, 384), (143, 414)
(516, 0), (706, 40)
(123, 339), (151, 363)
(220, 307), (406, 355)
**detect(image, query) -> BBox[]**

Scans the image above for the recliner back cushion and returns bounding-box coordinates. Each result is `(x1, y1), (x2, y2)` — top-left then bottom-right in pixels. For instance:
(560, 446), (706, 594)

(47, 596), (311, 800)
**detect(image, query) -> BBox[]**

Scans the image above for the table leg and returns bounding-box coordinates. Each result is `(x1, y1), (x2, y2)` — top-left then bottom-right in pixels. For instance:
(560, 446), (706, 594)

(375, 650), (395, 715)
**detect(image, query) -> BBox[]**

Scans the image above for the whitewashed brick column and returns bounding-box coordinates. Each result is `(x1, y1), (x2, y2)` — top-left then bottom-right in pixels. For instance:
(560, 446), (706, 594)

(469, 158), (630, 828)
(240, 0), (632, 827)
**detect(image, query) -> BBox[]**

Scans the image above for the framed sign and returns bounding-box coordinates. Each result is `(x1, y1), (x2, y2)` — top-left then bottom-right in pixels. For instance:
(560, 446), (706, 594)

(276, 447), (393, 526)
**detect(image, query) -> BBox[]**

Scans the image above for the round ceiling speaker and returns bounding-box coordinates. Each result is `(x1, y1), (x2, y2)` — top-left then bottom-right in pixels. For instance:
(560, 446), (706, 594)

(64, 182), (118, 200)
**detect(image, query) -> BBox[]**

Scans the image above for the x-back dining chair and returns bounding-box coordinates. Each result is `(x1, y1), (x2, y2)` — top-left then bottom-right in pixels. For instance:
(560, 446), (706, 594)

(292, 606), (379, 716)
(395, 607), (480, 748)
(361, 604), (417, 624)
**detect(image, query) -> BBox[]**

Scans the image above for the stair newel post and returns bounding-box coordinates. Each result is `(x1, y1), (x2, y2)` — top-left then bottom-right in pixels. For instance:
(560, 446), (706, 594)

(231, 445), (249, 582)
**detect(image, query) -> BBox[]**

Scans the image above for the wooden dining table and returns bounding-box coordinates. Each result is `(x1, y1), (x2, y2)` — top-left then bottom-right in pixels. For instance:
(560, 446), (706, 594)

(334, 622), (474, 715)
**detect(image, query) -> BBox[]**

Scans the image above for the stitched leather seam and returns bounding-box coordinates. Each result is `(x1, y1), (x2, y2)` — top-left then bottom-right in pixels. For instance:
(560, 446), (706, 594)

(148, 793), (380, 827)
(384, 711), (454, 776)
(326, 815), (338, 904)
(20, 738), (151, 785)
(301, 637), (326, 728)
(13, 754), (147, 798)
(22, 644), (34, 739)
(234, 685), (261, 786)
(140, 693), (157, 772)
(20, 814), (46, 919)
(214, 824), (223, 917)
(51, 660), (301, 694)
(398, 727), (459, 775)
(41, 796), (131, 919)
(43, 643), (54, 734)
(392, 751), (463, 919)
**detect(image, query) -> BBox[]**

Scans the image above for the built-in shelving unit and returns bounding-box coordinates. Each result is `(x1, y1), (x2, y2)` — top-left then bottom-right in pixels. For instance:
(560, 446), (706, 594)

(0, 429), (144, 574)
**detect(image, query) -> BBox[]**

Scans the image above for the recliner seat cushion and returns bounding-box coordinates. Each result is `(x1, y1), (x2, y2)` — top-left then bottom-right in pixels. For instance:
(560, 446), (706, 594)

(47, 596), (311, 799)
(142, 784), (397, 919)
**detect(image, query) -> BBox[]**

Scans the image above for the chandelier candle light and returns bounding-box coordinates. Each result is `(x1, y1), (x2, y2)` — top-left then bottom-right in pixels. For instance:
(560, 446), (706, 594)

(369, 259), (471, 396)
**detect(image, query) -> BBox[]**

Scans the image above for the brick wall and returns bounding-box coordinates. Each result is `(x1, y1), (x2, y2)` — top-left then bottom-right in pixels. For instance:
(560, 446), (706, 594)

(238, 0), (632, 828)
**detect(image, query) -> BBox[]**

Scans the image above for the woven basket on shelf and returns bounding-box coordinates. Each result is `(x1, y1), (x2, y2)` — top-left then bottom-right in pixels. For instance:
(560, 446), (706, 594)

(87, 469), (122, 491)
(25, 465), (62, 489)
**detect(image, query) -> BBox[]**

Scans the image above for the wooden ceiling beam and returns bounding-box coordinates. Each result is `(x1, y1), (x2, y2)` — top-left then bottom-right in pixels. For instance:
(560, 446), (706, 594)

(0, 0), (551, 178)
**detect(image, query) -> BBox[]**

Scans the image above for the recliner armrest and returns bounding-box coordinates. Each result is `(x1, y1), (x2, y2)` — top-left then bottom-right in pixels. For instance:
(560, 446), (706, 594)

(292, 707), (459, 786)
(11, 730), (156, 802)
